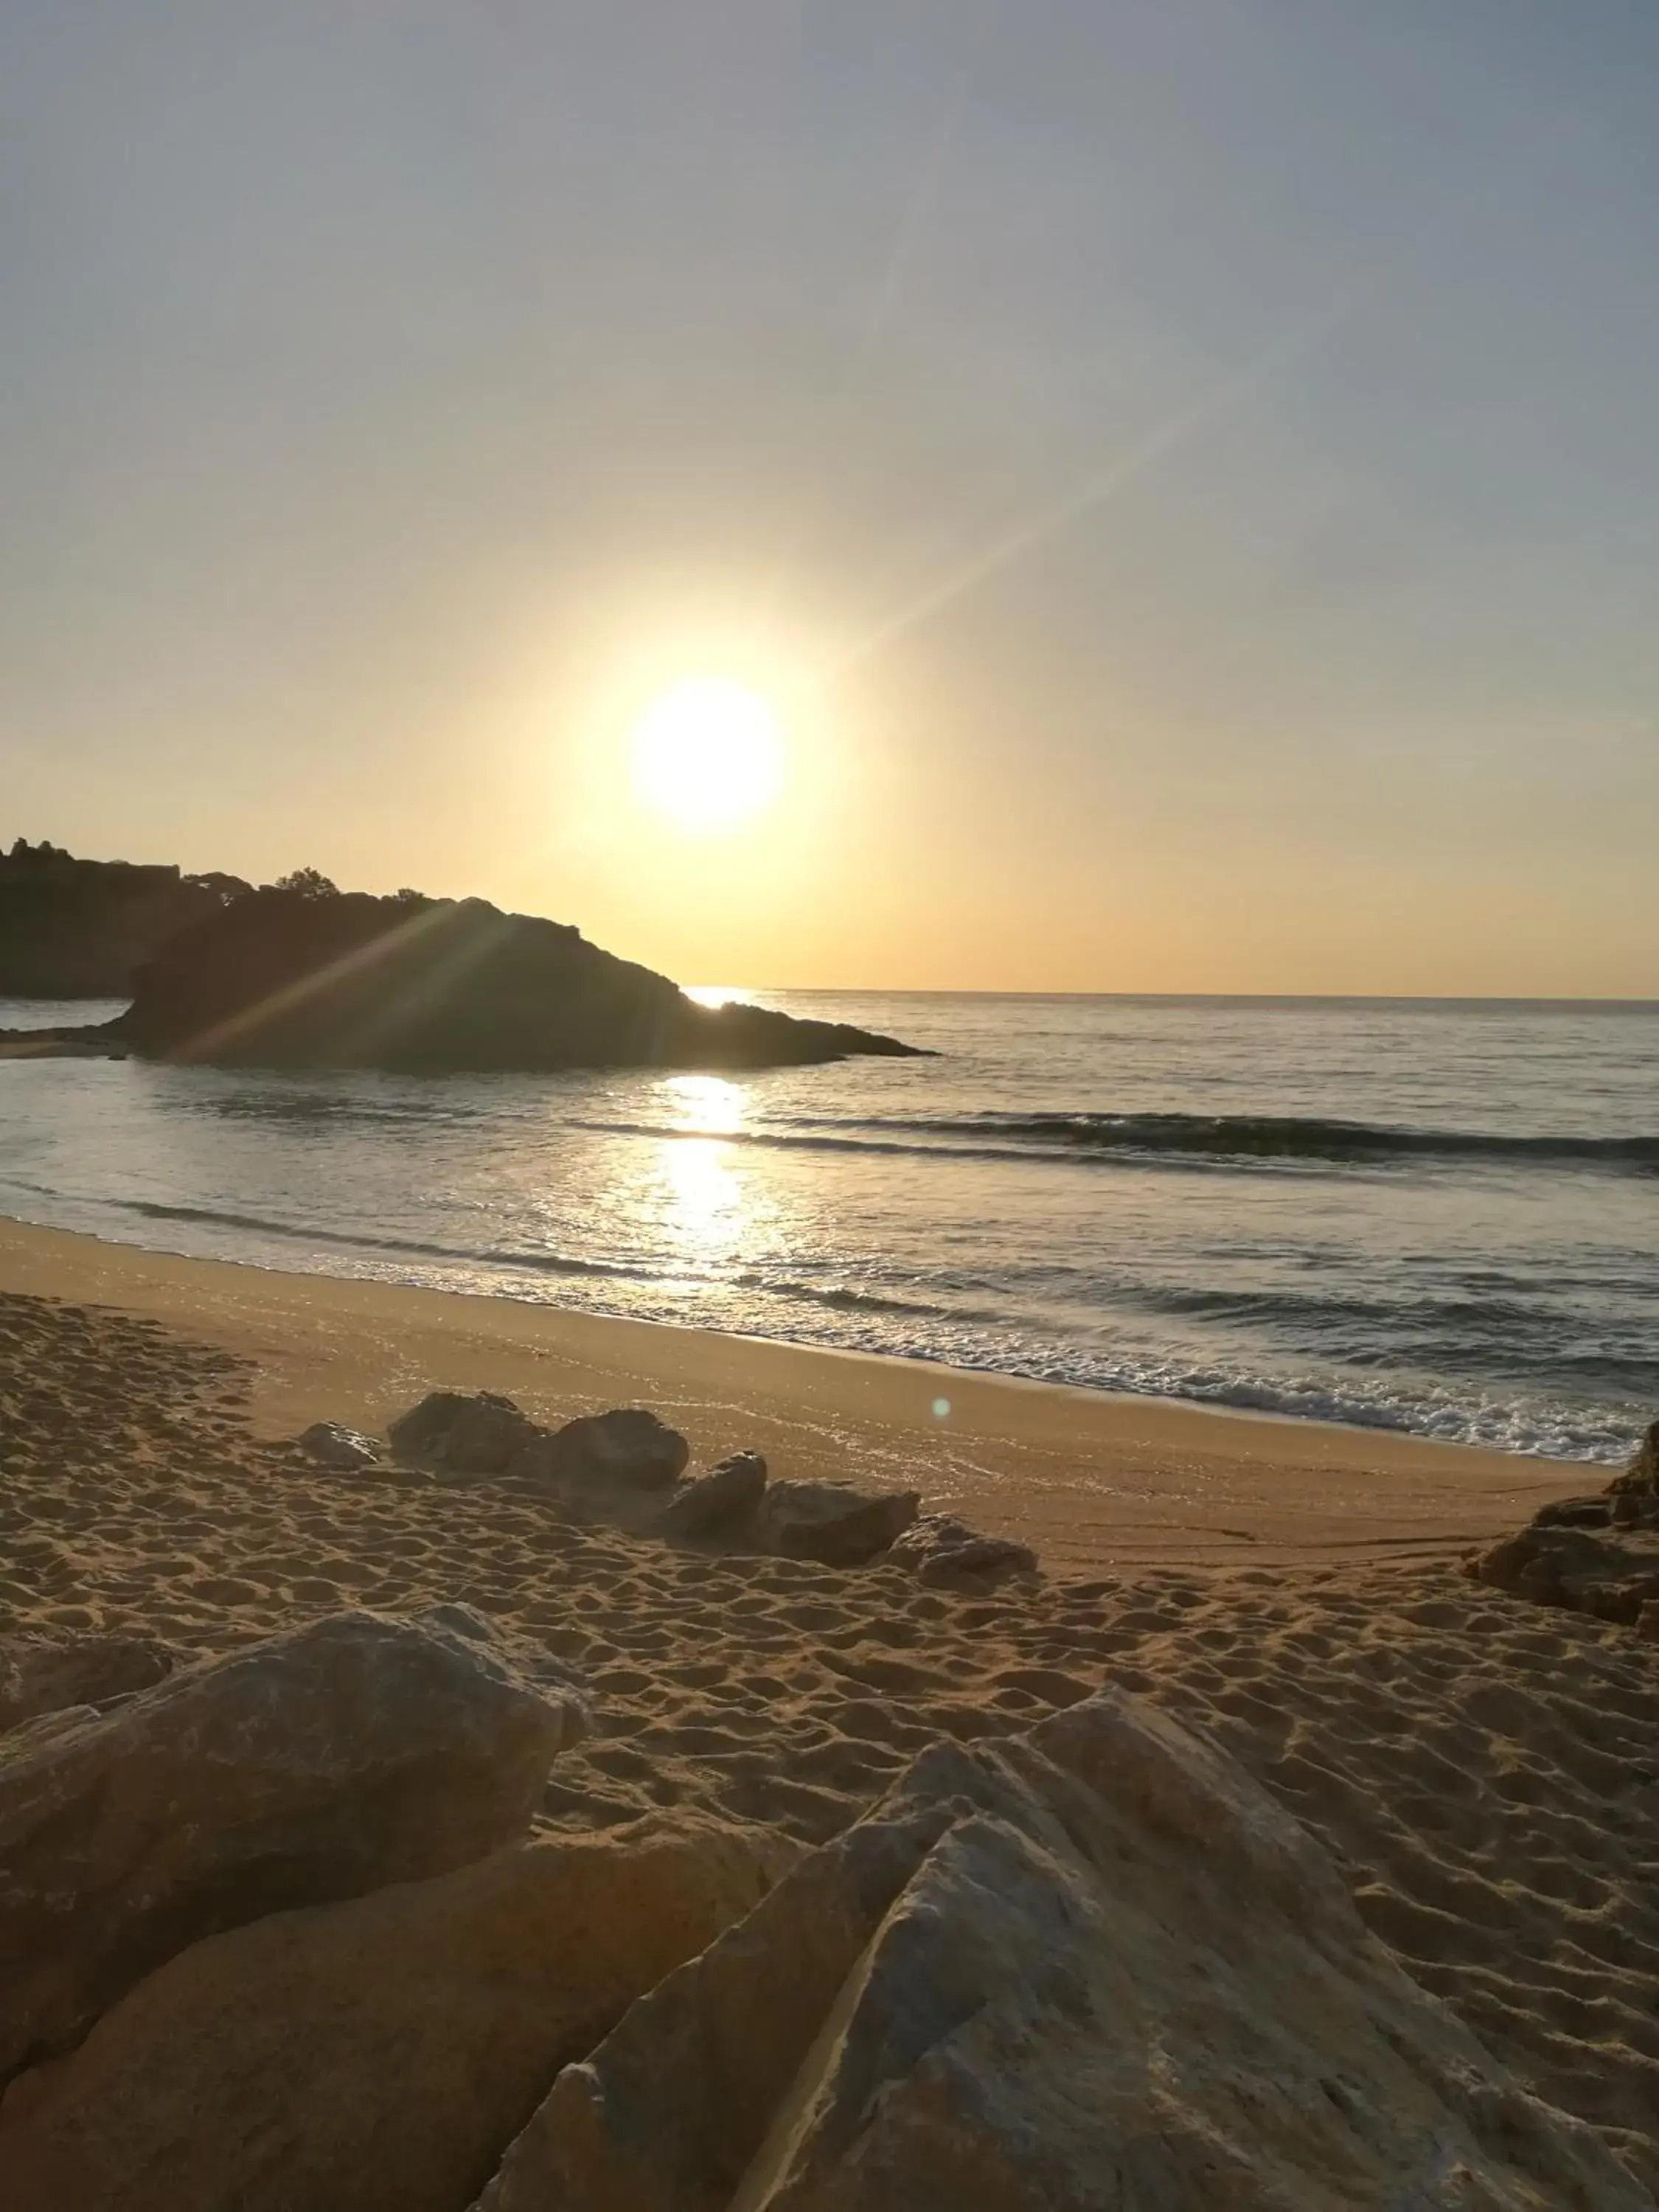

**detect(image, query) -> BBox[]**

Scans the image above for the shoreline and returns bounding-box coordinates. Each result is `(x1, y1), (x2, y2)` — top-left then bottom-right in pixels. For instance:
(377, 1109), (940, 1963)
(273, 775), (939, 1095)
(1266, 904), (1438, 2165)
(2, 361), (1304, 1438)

(0, 1215), (1588, 1573)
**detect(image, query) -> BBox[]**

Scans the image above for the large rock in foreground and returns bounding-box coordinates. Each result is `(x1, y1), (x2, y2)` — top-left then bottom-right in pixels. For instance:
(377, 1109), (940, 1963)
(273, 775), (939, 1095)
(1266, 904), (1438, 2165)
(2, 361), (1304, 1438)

(0, 1611), (586, 2081)
(0, 1816), (792, 2212)
(477, 1691), (1645, 2211)
(92, 883), (925, 1071)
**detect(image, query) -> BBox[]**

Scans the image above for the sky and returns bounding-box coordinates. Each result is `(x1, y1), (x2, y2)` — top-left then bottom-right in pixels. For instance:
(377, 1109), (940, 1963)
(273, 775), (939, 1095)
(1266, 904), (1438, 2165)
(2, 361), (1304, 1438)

(4, 1), (1658, 995)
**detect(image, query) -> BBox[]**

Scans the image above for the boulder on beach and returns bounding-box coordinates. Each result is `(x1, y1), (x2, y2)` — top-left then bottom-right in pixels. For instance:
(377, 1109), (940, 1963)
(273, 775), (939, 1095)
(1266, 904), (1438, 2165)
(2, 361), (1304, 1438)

(296, 1420), (380, 1472)
(1472, 1519), (1659, 1625)
(476, 1689), (1646, 2212)
(380, 1394), (937, 1568)
(438, 1397), (545, 1478)
(516, 1405), (692, 1493)
(885, 1510), (1039, 1593)
(0, 1610), (586, 2081)
(1470, 1416), (1659, 1626)
(756, 1478), (920, 1567)
(0, 1815), (794, 2212)
(387, 1389), (482, 1461)
(659, 1451), (768, 1542)
(387, 1392), (692, 1498)
(388, 1391), (541, 1478)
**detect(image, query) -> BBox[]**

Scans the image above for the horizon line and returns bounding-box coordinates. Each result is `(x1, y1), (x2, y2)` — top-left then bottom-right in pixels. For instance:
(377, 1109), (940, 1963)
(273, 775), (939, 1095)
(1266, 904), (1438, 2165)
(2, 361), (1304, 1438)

(695, 986), (1659, 1009)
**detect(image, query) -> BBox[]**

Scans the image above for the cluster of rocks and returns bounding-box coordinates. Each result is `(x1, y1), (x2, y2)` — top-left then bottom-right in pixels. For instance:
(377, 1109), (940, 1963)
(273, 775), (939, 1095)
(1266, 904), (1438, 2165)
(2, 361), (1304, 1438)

(1, 1610), (1642, 2211)
(1469, 1416), (1659, 1637)
(299, 1390), (1040, 1593)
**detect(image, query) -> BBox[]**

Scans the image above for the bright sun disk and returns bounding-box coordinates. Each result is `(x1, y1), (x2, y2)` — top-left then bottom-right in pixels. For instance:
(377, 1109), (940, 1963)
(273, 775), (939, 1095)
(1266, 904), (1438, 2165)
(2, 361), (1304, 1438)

(630, 678), (785, 834)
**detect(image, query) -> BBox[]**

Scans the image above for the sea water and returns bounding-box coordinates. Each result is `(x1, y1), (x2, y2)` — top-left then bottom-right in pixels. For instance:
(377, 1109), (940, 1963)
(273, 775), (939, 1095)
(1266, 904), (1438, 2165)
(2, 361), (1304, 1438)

(1, 992), (1655, 1464)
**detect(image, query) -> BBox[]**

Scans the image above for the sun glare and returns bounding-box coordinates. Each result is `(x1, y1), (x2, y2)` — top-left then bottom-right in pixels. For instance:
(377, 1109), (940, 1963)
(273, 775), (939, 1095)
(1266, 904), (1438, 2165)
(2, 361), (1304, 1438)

(630, 679), (785, 834)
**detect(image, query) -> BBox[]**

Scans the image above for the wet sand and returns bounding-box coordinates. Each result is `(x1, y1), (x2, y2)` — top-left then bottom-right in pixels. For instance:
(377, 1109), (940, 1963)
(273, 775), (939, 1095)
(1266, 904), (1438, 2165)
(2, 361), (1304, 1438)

(0, 1217), (1587, 1573)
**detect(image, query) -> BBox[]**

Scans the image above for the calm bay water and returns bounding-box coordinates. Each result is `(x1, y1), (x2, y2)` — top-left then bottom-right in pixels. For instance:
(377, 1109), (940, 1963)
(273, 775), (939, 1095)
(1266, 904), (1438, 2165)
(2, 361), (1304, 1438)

(1, 992), (1655, 1463)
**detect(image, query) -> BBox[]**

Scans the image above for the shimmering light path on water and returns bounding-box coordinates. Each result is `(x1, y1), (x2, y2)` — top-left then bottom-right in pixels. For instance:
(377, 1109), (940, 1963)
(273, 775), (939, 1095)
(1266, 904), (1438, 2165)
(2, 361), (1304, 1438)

(2, 993), (1655, 1462)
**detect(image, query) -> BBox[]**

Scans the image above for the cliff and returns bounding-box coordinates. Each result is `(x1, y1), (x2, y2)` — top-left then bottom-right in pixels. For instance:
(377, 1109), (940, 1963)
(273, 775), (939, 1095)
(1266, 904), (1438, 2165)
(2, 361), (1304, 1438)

(15, 876), (919, 1071)
(0, 840), (251, 998)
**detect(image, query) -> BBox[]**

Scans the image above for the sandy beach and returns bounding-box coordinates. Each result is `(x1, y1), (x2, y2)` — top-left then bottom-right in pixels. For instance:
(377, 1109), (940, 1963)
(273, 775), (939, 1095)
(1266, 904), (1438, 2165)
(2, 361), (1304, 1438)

(1, 1220), (1656, 2191)
(0, 1217), (1588, 1573)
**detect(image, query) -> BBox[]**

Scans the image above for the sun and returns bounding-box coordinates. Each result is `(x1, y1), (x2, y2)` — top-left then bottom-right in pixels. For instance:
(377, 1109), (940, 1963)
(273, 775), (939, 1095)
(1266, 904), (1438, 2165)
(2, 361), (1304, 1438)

(630, 678), (786, 834)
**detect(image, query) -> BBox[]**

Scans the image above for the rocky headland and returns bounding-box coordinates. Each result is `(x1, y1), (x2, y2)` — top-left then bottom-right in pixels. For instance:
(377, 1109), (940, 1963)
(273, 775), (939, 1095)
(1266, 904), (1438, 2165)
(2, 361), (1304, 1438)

(0, 839), (251, 999)
(0, 865), (922, 1072)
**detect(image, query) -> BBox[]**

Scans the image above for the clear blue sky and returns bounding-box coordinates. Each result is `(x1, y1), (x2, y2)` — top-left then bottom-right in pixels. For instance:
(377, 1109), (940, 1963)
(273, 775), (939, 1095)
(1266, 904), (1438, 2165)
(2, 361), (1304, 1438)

(4, 2), (1656, 991)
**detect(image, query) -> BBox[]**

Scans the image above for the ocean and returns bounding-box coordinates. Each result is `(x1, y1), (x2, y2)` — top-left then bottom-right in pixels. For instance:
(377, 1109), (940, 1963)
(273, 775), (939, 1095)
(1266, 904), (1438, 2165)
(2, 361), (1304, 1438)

(1, 992), (1655, 1464)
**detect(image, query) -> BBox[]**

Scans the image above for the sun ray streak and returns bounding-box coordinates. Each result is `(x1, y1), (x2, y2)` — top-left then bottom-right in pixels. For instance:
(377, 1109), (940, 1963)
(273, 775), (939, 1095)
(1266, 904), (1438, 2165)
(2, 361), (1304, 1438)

(167, 900), (462, 1063)
(819, 287), (1368, 685)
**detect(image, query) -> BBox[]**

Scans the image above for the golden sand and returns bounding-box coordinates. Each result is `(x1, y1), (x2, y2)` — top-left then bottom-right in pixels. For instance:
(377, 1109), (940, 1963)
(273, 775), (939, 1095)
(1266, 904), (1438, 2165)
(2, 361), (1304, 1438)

(1, 1220), (1655, 2188)
(0, 1217), (1586, 1572)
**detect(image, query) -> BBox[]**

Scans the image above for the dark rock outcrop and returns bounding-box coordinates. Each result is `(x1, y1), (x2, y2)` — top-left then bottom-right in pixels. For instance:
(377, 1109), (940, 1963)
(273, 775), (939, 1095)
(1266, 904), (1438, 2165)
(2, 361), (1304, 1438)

(755, 1478), (919, 1567)
(387, 1394), (692, 1500)
(0, 838), (250, 998)
(0, 1611), (586, 2080)
(436, 1397), (544, 1480)
(387, 1391), (481, 1461)
(383, 1392), (932, 1565)
(1472, 1520), (1659, 1626)
(514, 1408), (692, 1495)
(885, 1511), (1039, 1592)
(1610, 1416), (1659, 1504)
(1469, 1417), (1659, 1627)
(16, 879), (922, 1071)
(660, 1452), (769, 1542)
(474, 1691), (1644, 2211)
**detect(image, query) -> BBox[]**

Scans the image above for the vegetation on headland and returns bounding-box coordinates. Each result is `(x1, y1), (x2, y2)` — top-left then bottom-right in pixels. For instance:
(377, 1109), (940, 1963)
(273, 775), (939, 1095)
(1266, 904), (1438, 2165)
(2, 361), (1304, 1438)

(0, 838), (251, 997)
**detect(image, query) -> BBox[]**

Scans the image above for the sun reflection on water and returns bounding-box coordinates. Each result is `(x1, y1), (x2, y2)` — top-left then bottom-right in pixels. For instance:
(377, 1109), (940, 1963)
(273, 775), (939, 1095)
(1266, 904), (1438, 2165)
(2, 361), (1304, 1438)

(661, 1072), (748, 1135)
(661, 1135), (748, 1258)
(650, 1075), (754, 1259)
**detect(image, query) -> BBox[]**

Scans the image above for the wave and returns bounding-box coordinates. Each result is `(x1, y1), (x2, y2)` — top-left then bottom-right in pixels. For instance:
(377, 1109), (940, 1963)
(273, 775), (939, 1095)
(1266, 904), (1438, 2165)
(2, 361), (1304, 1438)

(572, 1110), (1659, 1175)
(1119, 1281), (1659, 1398)
(732, 1273), (940, 1319)
(684, 1305), (1645, 1463)
(860, 1110), (1659, 1169)
(566, 1119), (1054, 1169)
